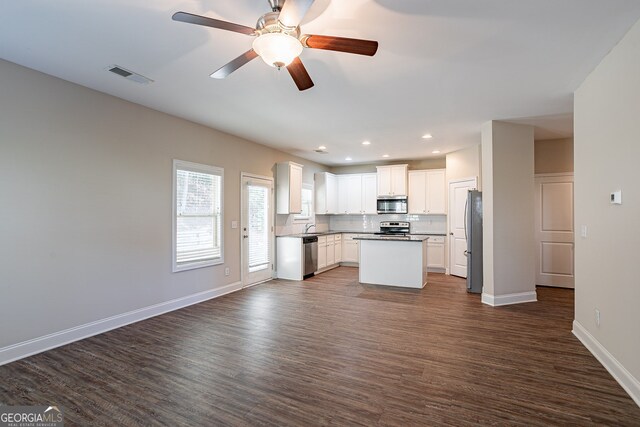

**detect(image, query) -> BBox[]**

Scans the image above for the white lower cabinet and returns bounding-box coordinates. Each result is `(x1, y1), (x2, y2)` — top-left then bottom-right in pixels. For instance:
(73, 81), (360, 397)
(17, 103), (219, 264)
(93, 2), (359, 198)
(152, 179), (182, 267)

(317, 234), (341, 272)
(427, 236), (446, 271)
(318, 236), (327, 270)
(334, 234), (342, 262)
(341, 233), (360, 264)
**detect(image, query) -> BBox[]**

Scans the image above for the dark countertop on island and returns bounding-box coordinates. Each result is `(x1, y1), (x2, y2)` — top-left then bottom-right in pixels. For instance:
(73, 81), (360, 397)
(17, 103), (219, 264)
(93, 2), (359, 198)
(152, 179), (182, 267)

(354, 235), (429, 242)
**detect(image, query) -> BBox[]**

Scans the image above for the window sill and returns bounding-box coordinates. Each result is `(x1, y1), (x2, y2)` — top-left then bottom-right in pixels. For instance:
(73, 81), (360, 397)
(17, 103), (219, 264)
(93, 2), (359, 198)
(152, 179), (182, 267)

(173, 257), (224, 273)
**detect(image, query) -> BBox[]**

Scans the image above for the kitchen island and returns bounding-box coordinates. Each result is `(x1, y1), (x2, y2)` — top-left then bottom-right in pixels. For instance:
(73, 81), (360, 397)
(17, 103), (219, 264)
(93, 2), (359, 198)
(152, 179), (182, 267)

(354, 235), (429, 288)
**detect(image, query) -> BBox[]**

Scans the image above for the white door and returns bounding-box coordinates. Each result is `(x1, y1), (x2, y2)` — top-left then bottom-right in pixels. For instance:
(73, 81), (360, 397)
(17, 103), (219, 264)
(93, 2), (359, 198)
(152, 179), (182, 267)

(535, 174), (575, 288)
(449, 178), (477, 278)
(242, 174), (274, 287)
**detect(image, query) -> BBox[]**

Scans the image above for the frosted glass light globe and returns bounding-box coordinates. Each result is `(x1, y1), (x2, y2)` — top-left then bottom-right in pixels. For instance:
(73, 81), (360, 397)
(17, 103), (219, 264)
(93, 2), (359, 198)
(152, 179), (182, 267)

(252, 32), (303, 68)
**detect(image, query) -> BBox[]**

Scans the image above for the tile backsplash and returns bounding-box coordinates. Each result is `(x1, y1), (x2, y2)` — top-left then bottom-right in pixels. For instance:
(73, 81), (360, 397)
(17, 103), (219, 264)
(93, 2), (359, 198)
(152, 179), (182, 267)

(276, 213), (446, 235)
(329, 214), (447, 234)
(275, 214), (330, 236)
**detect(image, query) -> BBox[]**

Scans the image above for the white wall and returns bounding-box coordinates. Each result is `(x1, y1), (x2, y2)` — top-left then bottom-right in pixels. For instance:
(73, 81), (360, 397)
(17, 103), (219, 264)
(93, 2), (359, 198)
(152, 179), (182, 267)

(574, 17), (640, 402)
(0, 59), (328, 350)
(481, 121), (536, 305)
(446, 144), (482, 189)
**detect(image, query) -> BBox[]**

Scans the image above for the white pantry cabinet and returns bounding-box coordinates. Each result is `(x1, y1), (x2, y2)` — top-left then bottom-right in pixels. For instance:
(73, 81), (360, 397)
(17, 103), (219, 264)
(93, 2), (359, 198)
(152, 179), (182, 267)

(276, 162), (303, 214)
(377, 164), (408, 197)
(315, 172), (338, 214)
(408, 169), (446, 214)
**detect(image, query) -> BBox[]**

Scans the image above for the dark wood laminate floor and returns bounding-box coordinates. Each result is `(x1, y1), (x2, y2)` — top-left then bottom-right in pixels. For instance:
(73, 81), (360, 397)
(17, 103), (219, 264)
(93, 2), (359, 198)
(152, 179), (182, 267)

(1, 268), (639, 426)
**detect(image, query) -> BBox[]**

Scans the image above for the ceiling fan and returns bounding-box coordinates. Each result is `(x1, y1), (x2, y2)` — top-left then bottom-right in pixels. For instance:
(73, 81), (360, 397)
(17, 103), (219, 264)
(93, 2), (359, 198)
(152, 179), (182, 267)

(172, 0), (379, 91)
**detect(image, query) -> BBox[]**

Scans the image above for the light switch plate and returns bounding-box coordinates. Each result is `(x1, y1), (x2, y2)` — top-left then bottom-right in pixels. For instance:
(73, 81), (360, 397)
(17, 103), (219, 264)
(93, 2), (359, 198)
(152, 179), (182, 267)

(231, 221), (238, 229)
(610, 190), (622, 205)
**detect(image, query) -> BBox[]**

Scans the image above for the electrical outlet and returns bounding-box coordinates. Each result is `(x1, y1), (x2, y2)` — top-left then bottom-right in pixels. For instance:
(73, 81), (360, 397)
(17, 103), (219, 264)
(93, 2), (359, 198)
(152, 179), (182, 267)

(595, 308), (600, 327)
(224, 267), (230, 276)
(581, 225), (588, 238)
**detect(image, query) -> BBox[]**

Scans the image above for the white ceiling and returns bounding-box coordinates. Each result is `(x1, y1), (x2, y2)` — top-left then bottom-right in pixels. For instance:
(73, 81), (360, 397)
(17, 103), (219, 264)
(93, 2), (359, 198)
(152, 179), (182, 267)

(2, 0), (640, 165)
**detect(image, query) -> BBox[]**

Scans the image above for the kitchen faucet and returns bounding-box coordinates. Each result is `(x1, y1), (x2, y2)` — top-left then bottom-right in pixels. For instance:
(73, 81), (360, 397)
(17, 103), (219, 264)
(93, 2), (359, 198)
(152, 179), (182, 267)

(304, 223), (316, 234)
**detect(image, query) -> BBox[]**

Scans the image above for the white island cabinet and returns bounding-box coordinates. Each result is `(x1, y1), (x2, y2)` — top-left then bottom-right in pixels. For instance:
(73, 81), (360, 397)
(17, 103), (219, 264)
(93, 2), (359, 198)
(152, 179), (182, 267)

(355, 236), (429, 288)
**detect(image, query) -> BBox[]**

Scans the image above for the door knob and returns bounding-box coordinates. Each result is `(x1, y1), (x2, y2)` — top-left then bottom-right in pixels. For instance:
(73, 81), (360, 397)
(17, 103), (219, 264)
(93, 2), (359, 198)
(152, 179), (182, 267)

(243, 235), (249, 238)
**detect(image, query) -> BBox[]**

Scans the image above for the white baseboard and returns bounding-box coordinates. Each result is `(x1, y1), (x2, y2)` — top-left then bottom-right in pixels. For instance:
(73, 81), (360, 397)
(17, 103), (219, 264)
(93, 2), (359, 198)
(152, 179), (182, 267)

(573, 320), (640, 407)
(481, 290), (537, 306)
(0, 281), (243, 366)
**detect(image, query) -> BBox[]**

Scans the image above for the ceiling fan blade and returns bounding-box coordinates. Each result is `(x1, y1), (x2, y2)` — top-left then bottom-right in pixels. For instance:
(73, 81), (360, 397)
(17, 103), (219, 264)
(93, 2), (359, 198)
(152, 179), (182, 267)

(286, 57), (314, 91)
(303, 35), (379, 56)
(278, 0), (315, 28)
(210, 50), (259, 79)
(172, 11), (256, 36)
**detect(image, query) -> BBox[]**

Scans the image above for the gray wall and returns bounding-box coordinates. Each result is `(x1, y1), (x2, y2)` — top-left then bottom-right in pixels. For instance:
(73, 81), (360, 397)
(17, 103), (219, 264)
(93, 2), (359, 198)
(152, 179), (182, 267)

(535, 138), (574, 174)
(0, 59), (328, 348)
(481, 121), (536, 301)
(574, 18), (640, 386)
(446, 144), (482, 189)
(330, 158), (445, 174)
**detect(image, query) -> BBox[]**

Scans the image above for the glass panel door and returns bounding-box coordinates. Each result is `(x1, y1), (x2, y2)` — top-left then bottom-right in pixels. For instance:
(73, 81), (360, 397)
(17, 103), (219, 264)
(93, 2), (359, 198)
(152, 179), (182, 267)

(242, 175), (274, 286)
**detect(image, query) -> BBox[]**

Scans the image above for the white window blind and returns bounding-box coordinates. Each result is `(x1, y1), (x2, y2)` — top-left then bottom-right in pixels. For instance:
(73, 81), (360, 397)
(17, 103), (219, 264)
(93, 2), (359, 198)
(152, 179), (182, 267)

(173, 160), (223, 271)
(247, 184), (270, 272)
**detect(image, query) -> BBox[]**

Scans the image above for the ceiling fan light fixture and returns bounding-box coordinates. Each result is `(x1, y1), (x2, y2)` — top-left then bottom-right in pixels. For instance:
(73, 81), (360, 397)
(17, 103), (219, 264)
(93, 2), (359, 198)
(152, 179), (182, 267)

(252, 32), (303, 68)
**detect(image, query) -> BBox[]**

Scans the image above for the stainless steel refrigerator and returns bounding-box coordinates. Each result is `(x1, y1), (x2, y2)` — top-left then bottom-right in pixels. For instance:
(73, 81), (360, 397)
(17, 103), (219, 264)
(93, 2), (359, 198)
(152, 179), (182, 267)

(466, 190), (483, 293)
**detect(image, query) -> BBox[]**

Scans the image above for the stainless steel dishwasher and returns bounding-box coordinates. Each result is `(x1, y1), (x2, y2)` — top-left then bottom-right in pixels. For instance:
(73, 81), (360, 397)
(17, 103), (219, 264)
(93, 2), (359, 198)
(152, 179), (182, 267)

(302, 236), (318, 279)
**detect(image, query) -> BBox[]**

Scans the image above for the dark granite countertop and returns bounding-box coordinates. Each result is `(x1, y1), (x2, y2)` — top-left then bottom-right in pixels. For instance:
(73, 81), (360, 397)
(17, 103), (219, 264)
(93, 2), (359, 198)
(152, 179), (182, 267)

(277, 231), (445, 238)
(353, 235), (429, 242)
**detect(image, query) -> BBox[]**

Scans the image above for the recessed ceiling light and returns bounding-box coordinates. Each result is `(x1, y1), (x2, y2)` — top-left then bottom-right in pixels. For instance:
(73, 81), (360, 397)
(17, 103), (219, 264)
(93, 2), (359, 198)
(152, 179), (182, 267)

(345, 157), (352, 161)
(382, 154), (390, 158)
(432, 150), (441, 154)
(422, 134), (433, 139)
(362, 141), (371, 146)
(318, 145), (326, 150)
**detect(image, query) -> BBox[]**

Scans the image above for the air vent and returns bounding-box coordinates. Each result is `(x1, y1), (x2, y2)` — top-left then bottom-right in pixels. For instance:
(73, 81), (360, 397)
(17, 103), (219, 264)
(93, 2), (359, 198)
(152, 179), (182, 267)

(107, 65), (153, 85)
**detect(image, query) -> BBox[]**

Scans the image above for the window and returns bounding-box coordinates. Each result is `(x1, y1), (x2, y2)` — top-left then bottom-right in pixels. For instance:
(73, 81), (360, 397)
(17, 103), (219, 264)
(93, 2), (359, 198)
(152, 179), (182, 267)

(173, 160), (223, 272)
(293, 183), (313, 222)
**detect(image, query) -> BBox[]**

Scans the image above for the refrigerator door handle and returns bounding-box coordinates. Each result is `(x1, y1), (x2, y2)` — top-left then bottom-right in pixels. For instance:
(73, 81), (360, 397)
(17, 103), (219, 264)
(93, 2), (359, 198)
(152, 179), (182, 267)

(463, 195), (469, 241)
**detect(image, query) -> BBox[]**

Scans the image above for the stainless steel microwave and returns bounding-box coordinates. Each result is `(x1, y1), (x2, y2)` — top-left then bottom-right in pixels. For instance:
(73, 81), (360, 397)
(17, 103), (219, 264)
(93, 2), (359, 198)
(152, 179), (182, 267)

(376, 196), (408, 214)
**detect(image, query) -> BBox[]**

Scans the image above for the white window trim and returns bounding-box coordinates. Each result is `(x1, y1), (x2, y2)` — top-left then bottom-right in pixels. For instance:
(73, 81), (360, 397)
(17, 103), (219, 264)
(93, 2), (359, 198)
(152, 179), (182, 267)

(172, 159), (224, 272)
(293, 182), (314, 224)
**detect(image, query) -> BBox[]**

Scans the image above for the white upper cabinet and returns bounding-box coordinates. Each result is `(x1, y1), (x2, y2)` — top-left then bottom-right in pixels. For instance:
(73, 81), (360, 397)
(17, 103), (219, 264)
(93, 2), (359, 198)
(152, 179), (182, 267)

(376, 164), (408, 196)
(408, 169), (446, 214)
(426, 169), (446, 214)
(361, 173), (378, 214)
(345, 175), (363, 214)
(408, 171), (427, 214)
(315, 172), (338, 214)
(276, 162), (303, 214)
(337, 173), (377, 214)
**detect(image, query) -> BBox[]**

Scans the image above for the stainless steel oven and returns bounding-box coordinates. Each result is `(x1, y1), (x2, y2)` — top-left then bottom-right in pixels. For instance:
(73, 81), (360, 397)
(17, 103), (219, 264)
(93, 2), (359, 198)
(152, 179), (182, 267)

(376, 196), (408, 214)
(376, 221), (411, 235)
